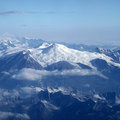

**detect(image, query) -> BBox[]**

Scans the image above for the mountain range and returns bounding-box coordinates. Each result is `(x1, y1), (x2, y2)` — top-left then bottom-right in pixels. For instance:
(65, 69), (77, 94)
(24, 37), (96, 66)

(0, 37), (120, 120)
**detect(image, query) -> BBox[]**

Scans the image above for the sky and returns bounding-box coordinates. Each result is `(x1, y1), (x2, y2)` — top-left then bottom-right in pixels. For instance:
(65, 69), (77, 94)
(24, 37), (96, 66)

(0, 0), (120, 45)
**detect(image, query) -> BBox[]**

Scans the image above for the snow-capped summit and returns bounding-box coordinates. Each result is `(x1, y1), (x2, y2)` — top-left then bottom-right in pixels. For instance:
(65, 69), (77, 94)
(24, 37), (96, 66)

(29, 43), (118, 68)
(0, 36), (120, 69)
(38, 42), (52, 49)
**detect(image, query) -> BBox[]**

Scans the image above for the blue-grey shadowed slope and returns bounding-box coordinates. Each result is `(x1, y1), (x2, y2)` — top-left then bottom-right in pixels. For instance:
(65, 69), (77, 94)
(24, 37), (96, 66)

(77, 63), (92, 69)
(0, 51), (42, 72)
(45, 61), (76, 71)
(91, 58), (120, 81)
(91, 58), (109, 71)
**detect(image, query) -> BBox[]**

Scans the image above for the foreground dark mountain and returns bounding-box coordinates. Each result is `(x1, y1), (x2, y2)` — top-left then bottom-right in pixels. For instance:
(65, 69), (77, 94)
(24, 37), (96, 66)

(0, 38), (120, 120)
(0, 90), (120, 120)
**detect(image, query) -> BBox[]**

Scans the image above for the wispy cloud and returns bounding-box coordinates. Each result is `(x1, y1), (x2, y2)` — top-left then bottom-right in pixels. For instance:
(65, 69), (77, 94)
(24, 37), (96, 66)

(12, 68), (108, 81)
(0, 11), (56, 15)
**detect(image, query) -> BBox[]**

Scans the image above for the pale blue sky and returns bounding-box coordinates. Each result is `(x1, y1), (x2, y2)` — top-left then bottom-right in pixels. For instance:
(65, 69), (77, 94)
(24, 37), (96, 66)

(0, 0), (120, 45)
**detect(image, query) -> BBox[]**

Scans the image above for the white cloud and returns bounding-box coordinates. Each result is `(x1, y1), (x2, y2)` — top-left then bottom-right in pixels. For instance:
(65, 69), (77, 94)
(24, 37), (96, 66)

(0, 111), (29, 120)
(21, 86), (43, 94)
(12, 68), (107, 81)
(12, 68), (44, 80)
(0, 89), (20, 102)
(1, 71), (10, 75)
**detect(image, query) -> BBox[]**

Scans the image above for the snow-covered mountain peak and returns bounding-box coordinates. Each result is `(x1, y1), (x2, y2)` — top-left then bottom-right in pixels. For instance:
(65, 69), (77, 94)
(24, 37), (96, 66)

(41, 43), (80, 54)
(51, 43), (72, 51)
(38, 42), (52, 49)
(28, 43), (117, 68)
(0, 36), (120, 68)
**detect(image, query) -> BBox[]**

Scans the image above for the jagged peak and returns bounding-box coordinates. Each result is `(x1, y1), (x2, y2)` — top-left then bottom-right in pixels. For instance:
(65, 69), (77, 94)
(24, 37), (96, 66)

(38, 42), (52, 49)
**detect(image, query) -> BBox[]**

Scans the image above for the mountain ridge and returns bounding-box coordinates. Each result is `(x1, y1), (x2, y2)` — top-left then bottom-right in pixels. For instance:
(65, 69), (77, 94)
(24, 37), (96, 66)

(0, 37), (120, 120)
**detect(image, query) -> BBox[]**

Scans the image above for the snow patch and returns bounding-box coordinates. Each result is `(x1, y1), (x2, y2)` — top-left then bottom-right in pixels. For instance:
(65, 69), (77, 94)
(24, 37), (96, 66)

(41, 100), (59, 110)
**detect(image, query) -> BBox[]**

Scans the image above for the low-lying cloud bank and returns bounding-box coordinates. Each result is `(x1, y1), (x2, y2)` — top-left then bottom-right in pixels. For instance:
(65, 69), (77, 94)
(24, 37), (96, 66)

(0, 111), (29, 120)
(12, 68), (108, 81)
